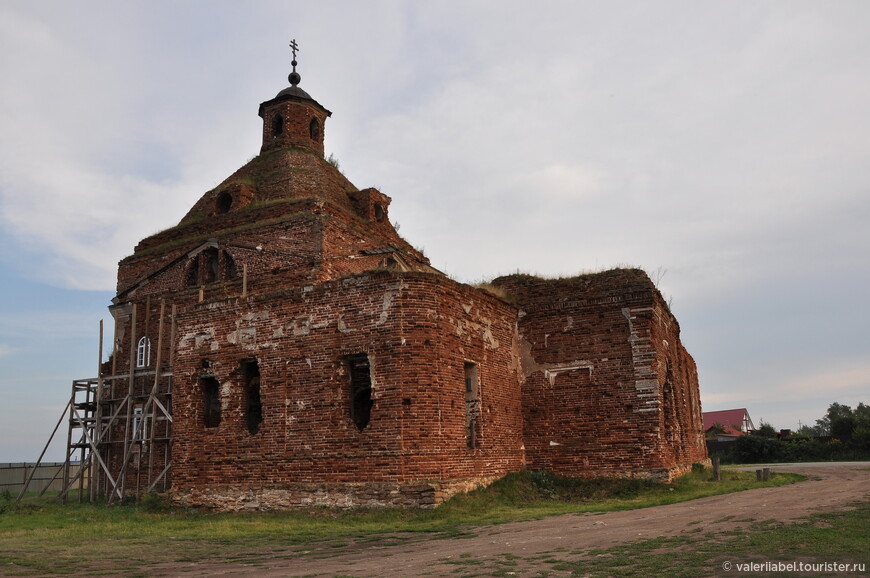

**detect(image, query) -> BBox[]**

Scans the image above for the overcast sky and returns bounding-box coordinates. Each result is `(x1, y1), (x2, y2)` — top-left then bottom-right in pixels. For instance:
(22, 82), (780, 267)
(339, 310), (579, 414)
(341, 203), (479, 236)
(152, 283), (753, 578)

(1, 1), (868, 462)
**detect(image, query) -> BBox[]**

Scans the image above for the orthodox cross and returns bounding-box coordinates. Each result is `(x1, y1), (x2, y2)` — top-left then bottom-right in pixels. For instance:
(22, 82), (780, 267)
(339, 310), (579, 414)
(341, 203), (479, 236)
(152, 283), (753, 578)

(288, 39), (301, 86)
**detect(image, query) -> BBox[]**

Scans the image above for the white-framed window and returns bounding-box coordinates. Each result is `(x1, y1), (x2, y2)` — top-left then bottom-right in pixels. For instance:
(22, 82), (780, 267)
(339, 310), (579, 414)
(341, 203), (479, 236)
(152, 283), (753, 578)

(132, 406), (148, 441)
(136, 336), (151, 368)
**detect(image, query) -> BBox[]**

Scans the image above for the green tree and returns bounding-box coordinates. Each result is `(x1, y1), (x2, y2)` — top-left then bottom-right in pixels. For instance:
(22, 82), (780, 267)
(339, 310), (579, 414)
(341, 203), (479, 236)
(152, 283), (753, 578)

(752, 421), (778, 438)
(826, 403), (856, 440)
(706, 423), (727, 439)
(854, 403), (870, 428)
(795, 423), (823, 437)
(813, 416), (831, 436)
(852, 403), (870, 451)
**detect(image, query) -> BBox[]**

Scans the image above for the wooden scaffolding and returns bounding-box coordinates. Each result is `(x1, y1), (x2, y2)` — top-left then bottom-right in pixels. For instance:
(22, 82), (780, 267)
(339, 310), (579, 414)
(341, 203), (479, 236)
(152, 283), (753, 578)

(19, 302), (176, 504)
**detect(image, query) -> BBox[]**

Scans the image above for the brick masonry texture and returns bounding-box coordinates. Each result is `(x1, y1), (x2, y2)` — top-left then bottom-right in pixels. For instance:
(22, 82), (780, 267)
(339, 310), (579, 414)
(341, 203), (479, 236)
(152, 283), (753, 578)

(169, 273), (524, 494)
(100, 72), (707, 509)
(490, 272), (707, 480)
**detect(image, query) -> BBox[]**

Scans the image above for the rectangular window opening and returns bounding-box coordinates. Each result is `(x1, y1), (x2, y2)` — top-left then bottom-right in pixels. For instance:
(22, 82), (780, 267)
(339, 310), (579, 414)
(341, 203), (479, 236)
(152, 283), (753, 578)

(344, 354), (373, 432)
(242, 359), (263, 435)
(201, 376), (221, 428)
(464, 361), (480, 449)
(131, 406), (148, 442)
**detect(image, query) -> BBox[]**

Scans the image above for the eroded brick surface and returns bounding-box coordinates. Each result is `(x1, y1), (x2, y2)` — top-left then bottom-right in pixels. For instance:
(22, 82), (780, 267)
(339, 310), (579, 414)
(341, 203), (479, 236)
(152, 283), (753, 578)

(491, 272), (708, 480)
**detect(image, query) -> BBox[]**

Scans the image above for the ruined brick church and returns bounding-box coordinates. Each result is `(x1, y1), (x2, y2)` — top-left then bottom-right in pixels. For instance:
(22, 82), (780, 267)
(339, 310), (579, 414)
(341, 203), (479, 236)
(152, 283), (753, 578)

(78, 47), (706, 509)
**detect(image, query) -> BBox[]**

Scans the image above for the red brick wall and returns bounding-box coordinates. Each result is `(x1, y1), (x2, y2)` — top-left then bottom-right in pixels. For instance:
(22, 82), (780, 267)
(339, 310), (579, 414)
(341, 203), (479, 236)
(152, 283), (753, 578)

(166, 271), (524, 505)
(491, 270), (707, 480)
(647, 301), (707, 467)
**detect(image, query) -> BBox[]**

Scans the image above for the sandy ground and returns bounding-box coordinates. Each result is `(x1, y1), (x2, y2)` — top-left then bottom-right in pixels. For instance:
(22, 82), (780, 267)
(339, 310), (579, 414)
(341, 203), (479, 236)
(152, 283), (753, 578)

(153, 462), (870, 577)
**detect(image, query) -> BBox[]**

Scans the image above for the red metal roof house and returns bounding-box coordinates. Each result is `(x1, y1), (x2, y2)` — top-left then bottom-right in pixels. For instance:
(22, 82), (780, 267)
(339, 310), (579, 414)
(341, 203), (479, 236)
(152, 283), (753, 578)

(703, 408), (755, 441)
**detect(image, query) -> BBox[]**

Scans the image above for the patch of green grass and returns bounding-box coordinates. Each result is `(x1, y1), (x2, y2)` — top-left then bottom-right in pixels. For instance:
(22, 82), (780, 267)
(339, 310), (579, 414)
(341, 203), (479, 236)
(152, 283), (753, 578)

(539, 501), (870, 577)
(429, 468), (802, 524)
(0, 469), (802, 575)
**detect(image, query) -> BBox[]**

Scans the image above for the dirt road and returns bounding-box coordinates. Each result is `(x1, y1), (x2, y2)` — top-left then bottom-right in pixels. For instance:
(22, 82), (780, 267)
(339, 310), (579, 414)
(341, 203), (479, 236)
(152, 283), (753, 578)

(159, 463), (870, 577)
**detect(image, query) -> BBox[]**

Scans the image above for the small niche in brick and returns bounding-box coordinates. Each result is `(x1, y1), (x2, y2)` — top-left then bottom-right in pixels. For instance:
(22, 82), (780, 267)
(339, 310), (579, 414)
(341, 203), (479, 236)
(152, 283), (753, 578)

(464, 361), (480, 449)
(215, 191), (233, 214)
(242, 359), (263, 435)
(344, 354), (373, 431)
(201, 376), (221, 428)
(309, 117), (320, 140)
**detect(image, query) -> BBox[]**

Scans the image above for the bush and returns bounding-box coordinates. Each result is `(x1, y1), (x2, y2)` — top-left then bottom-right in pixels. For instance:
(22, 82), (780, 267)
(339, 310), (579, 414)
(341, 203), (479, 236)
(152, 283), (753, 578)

(734, 435), (785, 462)
(780, 435), (827, 461)
(712, 431), (870, 464)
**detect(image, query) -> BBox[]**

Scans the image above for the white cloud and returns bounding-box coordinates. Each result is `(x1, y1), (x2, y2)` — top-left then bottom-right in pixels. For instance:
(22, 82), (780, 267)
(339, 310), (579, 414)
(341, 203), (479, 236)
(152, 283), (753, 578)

(776, 363), (870, 400)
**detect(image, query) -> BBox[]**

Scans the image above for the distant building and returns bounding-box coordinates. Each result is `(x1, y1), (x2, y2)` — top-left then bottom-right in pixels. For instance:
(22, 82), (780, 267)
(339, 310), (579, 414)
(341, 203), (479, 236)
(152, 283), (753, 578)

(70, 46), (707, 509)
(703, 408), (755, 441)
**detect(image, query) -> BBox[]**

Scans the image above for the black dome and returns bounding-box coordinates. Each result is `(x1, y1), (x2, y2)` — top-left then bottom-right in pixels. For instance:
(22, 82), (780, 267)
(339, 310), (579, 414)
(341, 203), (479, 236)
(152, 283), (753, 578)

(275, 85), (312, 100)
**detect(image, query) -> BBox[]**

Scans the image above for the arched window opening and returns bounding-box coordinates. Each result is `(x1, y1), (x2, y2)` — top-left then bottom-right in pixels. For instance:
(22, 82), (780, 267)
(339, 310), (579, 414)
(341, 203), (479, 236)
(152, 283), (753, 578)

(272, 114), (284, 136)
(242, 359), (263, 435)
(201, 376), (221, 428)
(185, 247), (239, 289)
(344, 354), (372, 431)
(373, 204), (385, 222)
(309, 117), (320, 140)
(136, 336), (151, 368)
(215, 191), (233, 214)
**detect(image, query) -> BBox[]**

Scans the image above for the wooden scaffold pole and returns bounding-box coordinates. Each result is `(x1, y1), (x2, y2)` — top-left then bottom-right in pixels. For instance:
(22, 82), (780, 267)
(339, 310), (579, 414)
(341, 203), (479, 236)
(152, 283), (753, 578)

(113, 303), (138, 503)
(91, 319), (104, 502)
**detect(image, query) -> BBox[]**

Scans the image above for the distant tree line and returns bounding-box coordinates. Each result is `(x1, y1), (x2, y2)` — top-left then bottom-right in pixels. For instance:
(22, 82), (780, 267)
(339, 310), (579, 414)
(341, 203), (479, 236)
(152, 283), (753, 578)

(710, 402), (870, 464)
